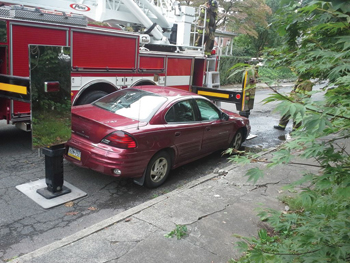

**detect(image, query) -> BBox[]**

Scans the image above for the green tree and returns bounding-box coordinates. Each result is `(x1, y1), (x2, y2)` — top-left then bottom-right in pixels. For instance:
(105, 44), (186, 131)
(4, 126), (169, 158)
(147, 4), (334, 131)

(232, 0), (282, 57)
(186, 0), (271, 38)
(229, 1), (350, 262)
(217, 0), (272, 38)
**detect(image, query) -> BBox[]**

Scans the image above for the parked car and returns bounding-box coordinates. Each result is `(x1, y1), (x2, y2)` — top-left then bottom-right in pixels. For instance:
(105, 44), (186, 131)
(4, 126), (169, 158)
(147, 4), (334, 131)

(64, 86), (250, 188)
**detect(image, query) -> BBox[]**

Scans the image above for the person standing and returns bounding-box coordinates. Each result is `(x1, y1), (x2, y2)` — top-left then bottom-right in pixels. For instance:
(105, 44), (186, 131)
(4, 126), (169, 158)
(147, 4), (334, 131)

(238, 60), (261, 118)
(195, 0), (218, 56)
(274, 77), (314, 131)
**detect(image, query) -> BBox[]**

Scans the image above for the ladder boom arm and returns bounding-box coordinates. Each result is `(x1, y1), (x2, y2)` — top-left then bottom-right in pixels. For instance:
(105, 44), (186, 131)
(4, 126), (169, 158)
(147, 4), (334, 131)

(121, 0), (167, 42)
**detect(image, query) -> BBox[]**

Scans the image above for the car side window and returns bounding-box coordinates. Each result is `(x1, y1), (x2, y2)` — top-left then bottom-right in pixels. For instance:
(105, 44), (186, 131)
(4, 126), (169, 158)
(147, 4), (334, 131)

(196, 99), (220, 121)
(165, 100), (195, 123)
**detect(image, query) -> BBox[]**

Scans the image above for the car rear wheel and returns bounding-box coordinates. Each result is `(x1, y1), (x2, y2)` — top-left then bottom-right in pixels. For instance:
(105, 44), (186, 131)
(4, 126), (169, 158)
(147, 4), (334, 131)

(231, 130), (244, 150)
(144, 151), (171, 188)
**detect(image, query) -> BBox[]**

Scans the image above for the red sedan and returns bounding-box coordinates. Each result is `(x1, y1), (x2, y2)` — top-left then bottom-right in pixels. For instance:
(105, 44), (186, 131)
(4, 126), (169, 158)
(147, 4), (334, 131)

(65, 86), (250, 188)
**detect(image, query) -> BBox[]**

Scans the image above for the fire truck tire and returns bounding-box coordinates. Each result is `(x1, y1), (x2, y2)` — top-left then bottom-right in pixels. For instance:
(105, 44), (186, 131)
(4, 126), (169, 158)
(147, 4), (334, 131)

(144, 151), (171, 188)
(79, 90), (108, 105)
(230, 130), (243, 151)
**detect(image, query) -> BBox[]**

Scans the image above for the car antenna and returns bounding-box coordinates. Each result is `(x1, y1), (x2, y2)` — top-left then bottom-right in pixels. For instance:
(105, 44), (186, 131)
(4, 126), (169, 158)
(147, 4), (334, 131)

(137, 96), (141, 130)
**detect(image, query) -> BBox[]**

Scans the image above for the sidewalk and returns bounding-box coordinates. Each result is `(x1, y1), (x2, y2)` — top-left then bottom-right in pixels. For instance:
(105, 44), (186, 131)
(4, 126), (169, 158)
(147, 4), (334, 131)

(11, 148), (318, 263)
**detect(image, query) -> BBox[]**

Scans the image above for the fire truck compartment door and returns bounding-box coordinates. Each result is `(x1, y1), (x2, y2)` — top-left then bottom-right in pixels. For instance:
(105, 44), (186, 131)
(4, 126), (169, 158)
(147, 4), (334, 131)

(72, 30), (138, 70)
(30, 45), (71, 149)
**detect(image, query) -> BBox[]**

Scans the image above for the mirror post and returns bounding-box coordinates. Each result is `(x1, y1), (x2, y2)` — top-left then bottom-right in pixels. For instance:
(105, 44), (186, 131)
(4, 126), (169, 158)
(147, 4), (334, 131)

(30, 45), (72, 199)
(36, 144), (71, 199)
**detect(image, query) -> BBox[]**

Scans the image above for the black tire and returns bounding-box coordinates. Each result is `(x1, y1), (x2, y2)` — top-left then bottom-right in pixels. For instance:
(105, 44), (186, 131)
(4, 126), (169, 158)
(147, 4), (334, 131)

(144, 151), (171, 188)
(231, 130), (244, 151)
(79, 90), (108, 105)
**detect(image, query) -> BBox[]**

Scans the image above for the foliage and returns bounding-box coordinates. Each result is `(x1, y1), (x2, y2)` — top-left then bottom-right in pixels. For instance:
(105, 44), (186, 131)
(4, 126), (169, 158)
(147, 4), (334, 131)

(227, 62), (258, 84)
(216, 0), (272, 38)
(221, 57), (296, 86)
(228, 1), (350, 262)
(165, 224), (188, 240)
(30, 46), (71, 109)
(258, 66), (296, 82)
(220, 56), (251, 85)
(30, 46), (72, 148)
(232, 35), (257, 57)
(230, 0), (283, 57)
(186, 0), (271, 38)
(32, 111), (71, 147)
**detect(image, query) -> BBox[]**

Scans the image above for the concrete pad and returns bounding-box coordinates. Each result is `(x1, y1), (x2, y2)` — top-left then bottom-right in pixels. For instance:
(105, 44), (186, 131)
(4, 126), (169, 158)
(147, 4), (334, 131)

(16, 179), (87, 209)
(134, 186), (238, 231)
(188, 200), (261, 261)
(100, 216), (158, 242)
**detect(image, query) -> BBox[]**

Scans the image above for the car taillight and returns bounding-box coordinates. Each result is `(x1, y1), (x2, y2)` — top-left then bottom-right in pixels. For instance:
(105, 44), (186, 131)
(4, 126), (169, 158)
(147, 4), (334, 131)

(101, 131), (137, 149)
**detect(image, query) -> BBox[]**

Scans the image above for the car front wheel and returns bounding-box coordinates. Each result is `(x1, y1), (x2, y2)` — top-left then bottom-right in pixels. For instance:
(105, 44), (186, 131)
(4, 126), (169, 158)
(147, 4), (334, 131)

(144, 151), (171, 188)
(231, 130), (244, 150)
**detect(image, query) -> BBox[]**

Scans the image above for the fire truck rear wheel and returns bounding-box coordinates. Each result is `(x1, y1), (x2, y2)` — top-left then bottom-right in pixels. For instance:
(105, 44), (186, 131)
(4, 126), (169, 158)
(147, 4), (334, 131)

(230, 130), (243, 151)
(79, 90), (108, 105)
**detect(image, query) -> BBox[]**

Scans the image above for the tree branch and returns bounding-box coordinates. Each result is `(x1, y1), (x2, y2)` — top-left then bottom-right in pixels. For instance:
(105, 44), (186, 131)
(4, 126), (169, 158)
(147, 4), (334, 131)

(252, 158), (322, 168)
(259, 247), (322, 256)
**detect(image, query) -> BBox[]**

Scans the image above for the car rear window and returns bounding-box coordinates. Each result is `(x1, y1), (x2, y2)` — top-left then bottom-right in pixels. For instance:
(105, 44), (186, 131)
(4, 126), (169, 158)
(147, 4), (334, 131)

(93, 89), (167, 121)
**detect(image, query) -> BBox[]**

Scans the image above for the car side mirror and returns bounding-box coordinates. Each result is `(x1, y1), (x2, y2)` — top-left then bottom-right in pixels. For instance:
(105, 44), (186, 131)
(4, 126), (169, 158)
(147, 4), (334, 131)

(221, 112), (229, 121)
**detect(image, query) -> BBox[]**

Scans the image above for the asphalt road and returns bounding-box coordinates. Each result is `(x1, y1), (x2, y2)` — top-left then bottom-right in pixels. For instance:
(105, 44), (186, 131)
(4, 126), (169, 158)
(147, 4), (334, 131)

(2, 83), (326, 262)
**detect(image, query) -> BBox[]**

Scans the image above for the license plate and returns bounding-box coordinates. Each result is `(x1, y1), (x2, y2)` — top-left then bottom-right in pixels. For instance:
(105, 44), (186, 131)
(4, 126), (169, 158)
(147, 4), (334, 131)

(68, 147), (81, 161)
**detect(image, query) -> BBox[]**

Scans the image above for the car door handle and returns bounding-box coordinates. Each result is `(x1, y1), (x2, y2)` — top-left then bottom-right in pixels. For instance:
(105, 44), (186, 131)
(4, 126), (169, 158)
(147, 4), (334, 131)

(205, 127), (211, 131)
(175, 132), (181, 136)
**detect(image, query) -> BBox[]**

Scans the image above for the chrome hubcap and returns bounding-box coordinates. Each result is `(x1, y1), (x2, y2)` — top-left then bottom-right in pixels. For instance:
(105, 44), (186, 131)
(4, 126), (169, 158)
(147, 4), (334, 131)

(150, 157), (168, 182)
(233, 133), (242, 150)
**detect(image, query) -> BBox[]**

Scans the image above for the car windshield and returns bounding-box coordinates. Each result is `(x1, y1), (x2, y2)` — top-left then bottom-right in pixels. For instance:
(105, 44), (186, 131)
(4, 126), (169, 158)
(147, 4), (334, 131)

(93, 89), (167, 122)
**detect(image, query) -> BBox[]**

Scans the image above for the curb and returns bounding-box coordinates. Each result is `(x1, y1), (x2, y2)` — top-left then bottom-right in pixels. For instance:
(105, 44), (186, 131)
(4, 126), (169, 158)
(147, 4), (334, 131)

(11, 147), (278, 263)
(11, 171), (227, 263)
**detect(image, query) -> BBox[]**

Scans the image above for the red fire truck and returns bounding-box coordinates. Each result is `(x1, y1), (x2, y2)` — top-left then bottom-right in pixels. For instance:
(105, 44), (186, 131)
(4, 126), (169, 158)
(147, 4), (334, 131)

(0, 1), (241, 131)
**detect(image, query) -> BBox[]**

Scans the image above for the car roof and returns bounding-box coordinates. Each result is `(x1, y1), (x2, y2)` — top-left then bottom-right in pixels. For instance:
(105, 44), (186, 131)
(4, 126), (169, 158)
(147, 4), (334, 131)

(132, 85), (197, 99)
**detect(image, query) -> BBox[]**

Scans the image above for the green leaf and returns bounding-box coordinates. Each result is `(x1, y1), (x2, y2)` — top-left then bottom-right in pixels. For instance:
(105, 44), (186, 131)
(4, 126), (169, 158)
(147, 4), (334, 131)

(244, 168), (265, 184)
(299, 189), (316, 207)
(236, 241), (249, 252)
(165, 224), (188, 240)
(270, 149), (292, 165)
(262, 93), (290, 104)
(336, 186), (350, 198)
(258, 229), (268, 240)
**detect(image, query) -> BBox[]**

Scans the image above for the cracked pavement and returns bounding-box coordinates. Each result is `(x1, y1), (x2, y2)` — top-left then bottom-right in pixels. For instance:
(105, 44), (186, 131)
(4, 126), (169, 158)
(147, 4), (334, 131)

(11, 151), (318, 263)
